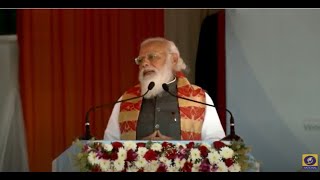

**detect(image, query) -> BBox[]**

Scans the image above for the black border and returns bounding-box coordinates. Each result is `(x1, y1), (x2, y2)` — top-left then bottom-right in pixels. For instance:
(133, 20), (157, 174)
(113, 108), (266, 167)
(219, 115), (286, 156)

(1, 171), (320, 178)
(0, 0), (319, 8)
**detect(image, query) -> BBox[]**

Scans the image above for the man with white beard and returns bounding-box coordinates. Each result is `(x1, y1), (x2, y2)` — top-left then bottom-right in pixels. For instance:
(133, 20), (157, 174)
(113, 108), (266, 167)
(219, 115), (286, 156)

(103, 37), (225, 141)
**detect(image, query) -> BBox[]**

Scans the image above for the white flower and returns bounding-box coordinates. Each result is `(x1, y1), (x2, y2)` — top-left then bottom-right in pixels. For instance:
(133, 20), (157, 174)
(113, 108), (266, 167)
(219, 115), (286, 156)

(167, 165), (179, 172)
(208, 151), (222, 165)
(145, 160), (159, 172)
(192, 162), (201, 172)
(99, 159), (111, 172)
(135, 157), (148, 169)
(126, 166), (139, 172)
(190, 148), (201, 162)
(113, 159), (125, 172)
(137, 147), (148, 157)
(174, 158), (186, 169)
(220, 147), (234, 159)
(88, 152), (99, 165)
(123, 141), (137, 151)
(103, 144), (113, 152)
(175, 143), (186, 149)
(228, 162), (241, 172)
(215, 161), (228, 172)
(151, 143), (162, 152)
(82, 141), (245, 172)
(117, 147), (127, 161)
(159, 157), (172, 167)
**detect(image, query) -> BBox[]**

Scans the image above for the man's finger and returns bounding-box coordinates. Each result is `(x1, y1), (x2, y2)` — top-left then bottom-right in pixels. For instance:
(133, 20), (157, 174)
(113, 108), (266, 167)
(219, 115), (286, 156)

(157, 131), (173, 140)
(141, 131), (158, 140)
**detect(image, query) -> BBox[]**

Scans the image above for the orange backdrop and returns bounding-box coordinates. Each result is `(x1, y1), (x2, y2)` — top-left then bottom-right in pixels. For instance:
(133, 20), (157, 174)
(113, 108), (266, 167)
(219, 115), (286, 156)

(17, 9), (164, 171)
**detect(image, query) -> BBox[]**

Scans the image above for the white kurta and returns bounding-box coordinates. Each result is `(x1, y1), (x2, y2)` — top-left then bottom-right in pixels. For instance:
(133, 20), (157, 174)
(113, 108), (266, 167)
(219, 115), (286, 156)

(103, 92), (226, 141)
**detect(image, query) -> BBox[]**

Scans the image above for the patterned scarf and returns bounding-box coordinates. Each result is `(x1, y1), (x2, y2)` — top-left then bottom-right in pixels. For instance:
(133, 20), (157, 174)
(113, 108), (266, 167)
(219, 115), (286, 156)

(118, 72), (206, 140)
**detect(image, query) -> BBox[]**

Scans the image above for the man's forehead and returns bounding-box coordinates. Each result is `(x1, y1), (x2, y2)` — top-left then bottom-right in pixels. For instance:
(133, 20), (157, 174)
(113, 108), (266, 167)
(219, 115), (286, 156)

(141, 41), (168, 50)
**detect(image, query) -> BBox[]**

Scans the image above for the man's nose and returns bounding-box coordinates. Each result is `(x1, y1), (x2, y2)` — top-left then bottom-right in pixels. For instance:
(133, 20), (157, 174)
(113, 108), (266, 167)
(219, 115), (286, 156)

(140, 58), (150, 68)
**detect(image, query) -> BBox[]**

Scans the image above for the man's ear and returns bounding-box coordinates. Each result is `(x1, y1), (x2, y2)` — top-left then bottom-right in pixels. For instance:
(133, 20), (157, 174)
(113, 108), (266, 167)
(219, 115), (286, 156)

(171, 53), (179, 65)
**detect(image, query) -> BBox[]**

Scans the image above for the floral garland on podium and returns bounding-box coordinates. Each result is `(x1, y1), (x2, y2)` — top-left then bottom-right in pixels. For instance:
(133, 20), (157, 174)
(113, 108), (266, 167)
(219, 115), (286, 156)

(74, 140), (252, 172)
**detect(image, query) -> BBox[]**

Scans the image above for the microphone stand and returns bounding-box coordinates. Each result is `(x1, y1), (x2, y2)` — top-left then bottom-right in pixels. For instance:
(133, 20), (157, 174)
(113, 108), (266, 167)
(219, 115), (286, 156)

(220, 115), (243, 142)
(80, 82), (155, 140)
(162, 83), (243, 142)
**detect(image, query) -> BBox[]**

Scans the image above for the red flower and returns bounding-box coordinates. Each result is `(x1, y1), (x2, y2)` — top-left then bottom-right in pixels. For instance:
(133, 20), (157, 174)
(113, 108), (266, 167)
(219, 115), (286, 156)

(126, 149), (138, 161)
(213, 141), (226, 150)
(198, 146), (208, 158)
(182, 161), (193, 172)
(124, 161), (129, 170)
(83, 144), (90, 152)
(101, 152), (110, 160)
(144, 150), (158, 161)
(136, 142), (146, 148)
(186, 142), (195, 149)
(225, 158), (234, 167)
(91, 165), (101, 172)
(111, 142), (123, 150)
(80, 140), (243, 172)
(110, 152), (118, 160)
(156, 163), (167, 172)
(199, 159), (210, 172)
(161, 142), (173, 148)
(165, 149), (177, 160)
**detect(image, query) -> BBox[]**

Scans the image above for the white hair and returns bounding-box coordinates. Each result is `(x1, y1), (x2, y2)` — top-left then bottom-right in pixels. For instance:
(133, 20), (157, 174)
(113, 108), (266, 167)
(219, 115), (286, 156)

(140, 37), (187, 72)
(139, 55), (174, 99)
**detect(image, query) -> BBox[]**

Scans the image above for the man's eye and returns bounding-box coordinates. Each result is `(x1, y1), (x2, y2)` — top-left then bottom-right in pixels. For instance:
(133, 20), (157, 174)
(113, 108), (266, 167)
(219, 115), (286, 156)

(148, 54), (157, 60)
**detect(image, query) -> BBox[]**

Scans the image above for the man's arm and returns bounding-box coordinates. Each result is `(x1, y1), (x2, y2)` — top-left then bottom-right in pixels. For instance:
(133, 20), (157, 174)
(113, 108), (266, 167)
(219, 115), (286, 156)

(103, 97), (122, 140)
(201, 92), (226, 141)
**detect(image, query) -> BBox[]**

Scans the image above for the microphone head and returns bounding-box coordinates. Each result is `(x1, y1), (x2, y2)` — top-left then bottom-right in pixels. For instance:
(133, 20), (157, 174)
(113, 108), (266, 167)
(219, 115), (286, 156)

(148, 81), (155, 90)
(162, 83), (169, 92)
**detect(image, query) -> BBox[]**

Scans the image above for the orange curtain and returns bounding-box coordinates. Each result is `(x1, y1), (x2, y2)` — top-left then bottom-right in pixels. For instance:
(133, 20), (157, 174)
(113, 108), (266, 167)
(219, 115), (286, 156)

(17, 9), (164, 172)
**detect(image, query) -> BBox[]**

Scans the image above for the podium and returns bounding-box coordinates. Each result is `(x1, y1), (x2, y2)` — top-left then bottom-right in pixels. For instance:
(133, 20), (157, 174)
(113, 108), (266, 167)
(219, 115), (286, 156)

(52, 140), (260, 172)
(52, 141), (83, 172)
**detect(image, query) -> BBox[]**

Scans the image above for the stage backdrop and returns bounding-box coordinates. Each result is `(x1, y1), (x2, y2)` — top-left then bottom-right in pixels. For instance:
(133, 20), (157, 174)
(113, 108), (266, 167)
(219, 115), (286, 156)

(226, 9), (320, 172)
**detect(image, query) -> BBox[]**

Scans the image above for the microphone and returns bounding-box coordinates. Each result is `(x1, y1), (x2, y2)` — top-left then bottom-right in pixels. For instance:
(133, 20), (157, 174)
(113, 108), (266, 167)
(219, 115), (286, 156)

(162, 83), (243, 142)
(80, 81), (155, 140)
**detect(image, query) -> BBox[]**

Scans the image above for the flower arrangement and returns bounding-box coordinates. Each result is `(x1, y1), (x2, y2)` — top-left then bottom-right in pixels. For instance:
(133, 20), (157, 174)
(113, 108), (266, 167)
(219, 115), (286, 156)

(74, 140), (252, 172)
